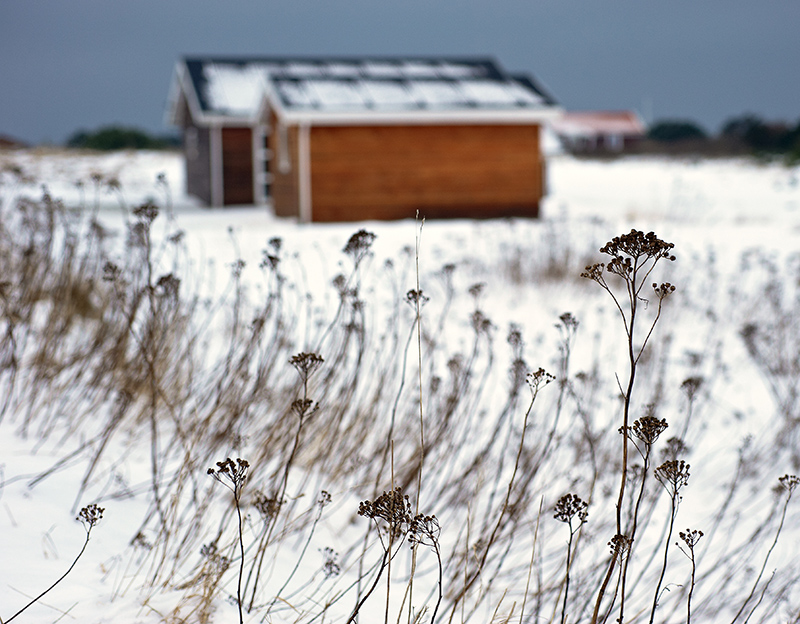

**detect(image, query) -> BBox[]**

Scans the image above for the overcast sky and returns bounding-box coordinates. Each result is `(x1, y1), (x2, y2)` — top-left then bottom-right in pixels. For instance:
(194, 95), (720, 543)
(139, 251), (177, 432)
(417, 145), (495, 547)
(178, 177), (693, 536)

(1, 0), (798, 145)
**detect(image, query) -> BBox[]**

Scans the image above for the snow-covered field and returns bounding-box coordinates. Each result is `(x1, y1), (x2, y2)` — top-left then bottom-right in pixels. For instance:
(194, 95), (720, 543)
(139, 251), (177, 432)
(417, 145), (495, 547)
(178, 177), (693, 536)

(1, 148), (799, 623)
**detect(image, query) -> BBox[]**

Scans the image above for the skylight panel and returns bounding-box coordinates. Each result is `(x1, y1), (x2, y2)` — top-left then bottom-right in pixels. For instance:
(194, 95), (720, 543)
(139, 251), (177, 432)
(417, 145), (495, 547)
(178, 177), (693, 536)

(305, 80), (365, 108)
(407, 81), (468, 107)
(459, 80), (524, 106)
(276, 81), (316, 109)
(362, 62), (403, 78)
(284, 62), (324, 77)
(503, 81), (545, 105)
(360, 80), (417, 108)
(400, 62), (439, 78)
(437, 63), (484, 79)
(325, 63), (361, 77)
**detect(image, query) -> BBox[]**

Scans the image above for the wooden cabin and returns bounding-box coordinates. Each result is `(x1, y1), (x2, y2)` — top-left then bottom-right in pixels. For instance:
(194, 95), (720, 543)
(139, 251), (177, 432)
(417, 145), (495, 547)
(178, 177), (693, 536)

(166, 57), (560, 221)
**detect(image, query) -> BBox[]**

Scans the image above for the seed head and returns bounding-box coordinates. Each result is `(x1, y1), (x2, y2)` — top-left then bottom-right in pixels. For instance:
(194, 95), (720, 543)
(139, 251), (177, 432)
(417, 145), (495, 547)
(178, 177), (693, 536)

(208, 457), (249, 498)
(779, 474), (799, 494)
(630, 415), (669, 446)
(77, 504), (104, 533)
(655, 459), (690, 494)
(290, 352), (324, 381)
(678, 528), (704, 549)
(554, 493), (589, 525)
(343, 229), (376, 261)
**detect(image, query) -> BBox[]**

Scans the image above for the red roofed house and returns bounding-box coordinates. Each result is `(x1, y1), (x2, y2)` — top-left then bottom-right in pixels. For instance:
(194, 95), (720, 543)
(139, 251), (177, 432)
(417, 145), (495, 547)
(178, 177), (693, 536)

(551, 111), (646, 153)
(166, 57), (561, 221)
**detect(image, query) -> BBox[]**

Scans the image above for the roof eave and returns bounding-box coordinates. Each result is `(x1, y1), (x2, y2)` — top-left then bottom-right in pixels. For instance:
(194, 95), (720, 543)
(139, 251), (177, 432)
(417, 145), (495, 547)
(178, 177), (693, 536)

(273, 106), (564, 126)
(165, 61), (209, 127)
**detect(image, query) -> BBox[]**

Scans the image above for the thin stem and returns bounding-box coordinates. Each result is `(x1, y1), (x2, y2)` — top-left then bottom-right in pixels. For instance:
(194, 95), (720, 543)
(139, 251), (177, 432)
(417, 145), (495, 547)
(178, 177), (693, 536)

(730, 490), (793, 623)
(4, 533), (91, 623)
(236, 498), (245, 624)
(649, 494), (679, 624)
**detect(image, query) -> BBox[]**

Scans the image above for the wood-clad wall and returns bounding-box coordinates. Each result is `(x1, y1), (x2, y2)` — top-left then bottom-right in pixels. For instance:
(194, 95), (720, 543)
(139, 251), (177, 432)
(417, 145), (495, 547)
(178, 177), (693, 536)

(308, 124), (542, 222)
(221, 128), (254, 206)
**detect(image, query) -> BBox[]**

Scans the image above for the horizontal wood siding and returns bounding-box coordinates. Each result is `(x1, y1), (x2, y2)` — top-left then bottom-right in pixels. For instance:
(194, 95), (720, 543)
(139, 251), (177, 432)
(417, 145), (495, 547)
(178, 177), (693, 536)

(222, 127), (254, 205)
(309, 124), (542, 222)
(269, 113), (301, 218)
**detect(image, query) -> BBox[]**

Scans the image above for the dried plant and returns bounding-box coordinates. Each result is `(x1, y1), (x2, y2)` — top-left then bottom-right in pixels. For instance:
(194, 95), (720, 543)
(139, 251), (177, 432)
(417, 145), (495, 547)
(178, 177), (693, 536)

(650, 459), (690, 624)
(208, 457), (249, 624)
(677, 528), (704, 624)
(730, 474), (799, 623)
(554, 493), (588, 624)
(2, 504), (104, 623)
(350, 487), (414, 623)
(4, 168), (800, 624)
(583, 230), (676, 624)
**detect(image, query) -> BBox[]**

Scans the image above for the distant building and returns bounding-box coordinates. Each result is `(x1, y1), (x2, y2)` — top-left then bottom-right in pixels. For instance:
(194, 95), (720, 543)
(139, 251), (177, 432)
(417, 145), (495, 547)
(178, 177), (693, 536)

(551, 111), (646, 153)
(166, 57), (560, 221)
(0, 134), (29, 150)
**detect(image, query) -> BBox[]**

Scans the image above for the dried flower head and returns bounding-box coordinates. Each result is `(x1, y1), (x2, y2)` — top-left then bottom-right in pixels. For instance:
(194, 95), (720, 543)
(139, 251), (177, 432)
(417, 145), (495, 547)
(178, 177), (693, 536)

(132, 201), (159, 225)
(661, 437), (690, 462)
(358, 487), (413, 540)
(468, 282), (486, 301)
(678, 528), (704, 549)
(291, 398), (317, 420)
(681, 376), (703, 401)
(131, 531), (153, 550)
(155, 273), (180, 299)
(77, 504), (104, 533)
(208, 457), (249, 499)
(600, 230), (676, 264)
(554, 493), (589, 526)
(559, 311), (579, 330)
(320, 547), (341, 578)
(343, 229), (376, 261)
(200, 542), (230, 572)
(103, 261), (121, 282)
(778, 474), (799, 494)
(261, 250), (280, 270)
(253, 490), (283, 521)
(653, 282), (676, 300)
(655, 459), (691, 494)
(471, 309), (493, 334)
(507, 324), (523, 351)
(526, 368), (555, 393)
(608, 534), (631, 560)
(290, 352), (324, 381)
(405, 289), (429, 308)
(409, 513), (441, 549)
(580, 262), (605, 283)
(630, 415), (669, 446)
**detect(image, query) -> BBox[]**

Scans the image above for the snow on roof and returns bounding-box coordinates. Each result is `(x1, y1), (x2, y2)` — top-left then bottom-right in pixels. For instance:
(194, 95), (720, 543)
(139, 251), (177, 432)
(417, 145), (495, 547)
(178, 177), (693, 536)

(177, 57), (558, 122)
(201, 63), (270, 117)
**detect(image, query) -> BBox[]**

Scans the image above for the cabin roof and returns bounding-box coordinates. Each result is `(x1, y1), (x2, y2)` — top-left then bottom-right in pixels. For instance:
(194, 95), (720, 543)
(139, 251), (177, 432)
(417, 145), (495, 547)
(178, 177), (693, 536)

(168, 56), (559, 126)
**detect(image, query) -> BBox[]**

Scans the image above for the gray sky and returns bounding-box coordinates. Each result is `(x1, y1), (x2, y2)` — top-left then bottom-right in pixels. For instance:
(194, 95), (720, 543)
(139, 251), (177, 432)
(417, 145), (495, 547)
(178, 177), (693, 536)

(1, 0), (798, 145)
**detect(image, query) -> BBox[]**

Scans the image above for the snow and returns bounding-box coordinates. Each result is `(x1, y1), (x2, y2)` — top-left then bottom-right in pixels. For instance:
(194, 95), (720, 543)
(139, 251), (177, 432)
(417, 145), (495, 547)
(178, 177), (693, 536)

(406, 80), (467, 107)
(1, 148), (800, 623)
(195, 60), (551, 116)
(459, 79), (545, 106)
(203, 63), (270, 118)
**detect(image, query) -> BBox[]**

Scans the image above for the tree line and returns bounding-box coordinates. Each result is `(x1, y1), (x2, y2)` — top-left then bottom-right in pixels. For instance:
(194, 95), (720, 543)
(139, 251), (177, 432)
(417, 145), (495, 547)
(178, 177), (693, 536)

(648, 114), (800, 159)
